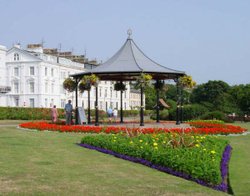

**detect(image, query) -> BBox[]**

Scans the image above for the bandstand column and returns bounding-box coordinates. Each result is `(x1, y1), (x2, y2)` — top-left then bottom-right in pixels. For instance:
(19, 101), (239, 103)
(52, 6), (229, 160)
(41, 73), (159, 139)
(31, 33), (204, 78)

(156, 80), (160, 123)
(75, 78), (79, 125)
(87, 89), (91, 124)
(120, 90), (124, 123)
(140, 86), (144, 126)
(95, 85), (99, 126)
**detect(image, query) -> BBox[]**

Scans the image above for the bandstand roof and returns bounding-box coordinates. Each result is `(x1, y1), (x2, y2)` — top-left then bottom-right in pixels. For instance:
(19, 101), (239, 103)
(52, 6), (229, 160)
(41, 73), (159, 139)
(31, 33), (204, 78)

(71, 32), (185, 81)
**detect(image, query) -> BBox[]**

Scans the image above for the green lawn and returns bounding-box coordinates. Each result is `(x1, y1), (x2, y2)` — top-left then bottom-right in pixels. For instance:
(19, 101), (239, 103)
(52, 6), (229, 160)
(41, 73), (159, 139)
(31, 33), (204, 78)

(0, 121), (249, 195)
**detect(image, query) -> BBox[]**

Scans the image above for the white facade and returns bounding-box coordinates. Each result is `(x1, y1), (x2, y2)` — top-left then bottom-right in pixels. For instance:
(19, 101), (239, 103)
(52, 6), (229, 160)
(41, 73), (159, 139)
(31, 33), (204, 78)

(0, 44), (142, 110)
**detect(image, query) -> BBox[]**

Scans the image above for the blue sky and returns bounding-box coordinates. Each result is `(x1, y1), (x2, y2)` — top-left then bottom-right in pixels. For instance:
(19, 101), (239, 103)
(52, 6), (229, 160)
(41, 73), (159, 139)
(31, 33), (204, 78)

(0, 0), (249, 85)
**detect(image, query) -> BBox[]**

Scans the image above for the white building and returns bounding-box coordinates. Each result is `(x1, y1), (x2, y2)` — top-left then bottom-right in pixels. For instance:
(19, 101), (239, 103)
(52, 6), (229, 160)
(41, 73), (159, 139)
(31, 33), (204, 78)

(0, 43), (140, 110)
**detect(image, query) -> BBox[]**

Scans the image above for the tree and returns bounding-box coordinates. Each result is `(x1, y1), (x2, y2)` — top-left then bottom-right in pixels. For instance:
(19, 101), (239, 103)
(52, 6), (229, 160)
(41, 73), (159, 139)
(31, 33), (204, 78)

(191, 80), (230, 106)
(230, 84), (250, 114)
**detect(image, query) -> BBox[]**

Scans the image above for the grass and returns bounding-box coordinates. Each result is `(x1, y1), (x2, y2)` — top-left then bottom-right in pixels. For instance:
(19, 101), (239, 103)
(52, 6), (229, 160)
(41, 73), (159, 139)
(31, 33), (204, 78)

(220, 122), (250, 196)
(0, 121), (249, 195)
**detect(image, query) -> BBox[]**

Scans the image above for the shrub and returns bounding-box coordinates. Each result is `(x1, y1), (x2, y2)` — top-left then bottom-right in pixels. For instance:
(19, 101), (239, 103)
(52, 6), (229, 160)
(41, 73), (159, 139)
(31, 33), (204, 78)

(199, 111), (233, 123)
(150, 109), (169, 120)
(169, 104), (208, 121)
(0, 107), (65, 120)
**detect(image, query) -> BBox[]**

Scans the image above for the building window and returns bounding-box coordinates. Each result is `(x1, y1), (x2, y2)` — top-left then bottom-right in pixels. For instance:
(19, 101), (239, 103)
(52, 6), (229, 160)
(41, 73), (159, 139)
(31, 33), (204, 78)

(45, 82), (48, 93)
(14, 67), (19, 76)
(29, 98), (35, 108)
(110, 88), (113, 98)
(29, 81), (34, 93)
(60, 84), (65, 94)
(45, 98), (48, 107)
(30, 67), (35, 76)
(116, 91), (118, 98)
(45, 67), (48, 76)
(60, 71), (66, 79)
(60, 99), (65, 108)
(14, 82), (19, 93)
(51, 99), (54, 107)
(105, 88), (107, 98)
(14, 53), (19, 61)
(99, 101), (103, 110)
(99, 87), (102, 97)
(51, 83), (54, 93)
(51, 68), (54, 77)
(14, 98), (19, 107)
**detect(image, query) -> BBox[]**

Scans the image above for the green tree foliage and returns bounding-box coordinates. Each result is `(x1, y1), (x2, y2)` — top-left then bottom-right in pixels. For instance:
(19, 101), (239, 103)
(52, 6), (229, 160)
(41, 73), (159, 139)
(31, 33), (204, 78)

(190, 80), (237, 113)
(191, 80), (230, 104)
(229, 84), (250, 114)
(143, 79), (249, 120)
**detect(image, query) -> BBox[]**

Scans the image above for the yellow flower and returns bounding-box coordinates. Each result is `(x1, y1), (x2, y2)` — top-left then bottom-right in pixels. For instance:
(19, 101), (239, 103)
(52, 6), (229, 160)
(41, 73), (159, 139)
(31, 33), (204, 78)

(163, 141), (166, 144)
(130, 141), (133, 144)
(203, 148), (206, 151)
(211, 150), (216, 154)
(153, 142), (158, 146)
(195, 144), (200, 148)
(113, 140), (116, 142)
(139, 140), (143, 143)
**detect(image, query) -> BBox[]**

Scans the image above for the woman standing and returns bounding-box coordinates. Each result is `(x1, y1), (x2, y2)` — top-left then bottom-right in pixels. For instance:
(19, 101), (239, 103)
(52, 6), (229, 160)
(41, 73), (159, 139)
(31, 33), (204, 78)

(51, 105), (59, 123)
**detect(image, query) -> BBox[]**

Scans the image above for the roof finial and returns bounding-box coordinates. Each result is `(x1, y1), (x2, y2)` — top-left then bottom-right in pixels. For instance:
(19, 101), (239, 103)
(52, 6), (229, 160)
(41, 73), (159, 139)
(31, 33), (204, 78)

(127, 29), (132, 38)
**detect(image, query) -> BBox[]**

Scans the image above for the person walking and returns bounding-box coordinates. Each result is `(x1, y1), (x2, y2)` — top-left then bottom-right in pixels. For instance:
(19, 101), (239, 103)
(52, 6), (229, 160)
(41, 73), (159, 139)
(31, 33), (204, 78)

(107, 107), (113, 123)
(113, 108), (118, 122)
(51, 105), (59, 123)
(64, 100), (73, 125)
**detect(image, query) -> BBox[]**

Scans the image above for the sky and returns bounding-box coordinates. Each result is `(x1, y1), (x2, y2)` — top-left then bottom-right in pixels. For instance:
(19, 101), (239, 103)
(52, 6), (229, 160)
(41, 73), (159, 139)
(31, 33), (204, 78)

(0, 0), (249, 85)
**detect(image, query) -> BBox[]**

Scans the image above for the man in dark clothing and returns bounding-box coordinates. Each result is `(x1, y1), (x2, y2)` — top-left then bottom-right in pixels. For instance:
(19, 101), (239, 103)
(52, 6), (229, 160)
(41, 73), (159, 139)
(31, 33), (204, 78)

(64, 100), (73, 125)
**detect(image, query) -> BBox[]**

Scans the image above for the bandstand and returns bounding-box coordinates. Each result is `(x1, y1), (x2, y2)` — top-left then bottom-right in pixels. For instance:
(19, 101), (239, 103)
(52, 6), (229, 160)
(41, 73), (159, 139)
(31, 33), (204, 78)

(71, 30), (185, 126)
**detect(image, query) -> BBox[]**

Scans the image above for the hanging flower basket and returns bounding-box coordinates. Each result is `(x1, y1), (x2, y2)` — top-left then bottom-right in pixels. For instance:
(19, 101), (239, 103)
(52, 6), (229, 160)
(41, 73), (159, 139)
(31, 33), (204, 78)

(114, 82), (127, 91)
(134, 73), (152, 89)
(88, 74), (99, 86)
(78, 80), (91, 93)
(179, 75), (196, 89)
(78, 74), (99, 92)
(63, 78), (76, 92)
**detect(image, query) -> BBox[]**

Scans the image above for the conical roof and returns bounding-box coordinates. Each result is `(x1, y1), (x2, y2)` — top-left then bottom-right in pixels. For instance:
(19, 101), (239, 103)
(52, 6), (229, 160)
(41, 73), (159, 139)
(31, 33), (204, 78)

(72, 35), (185, 81)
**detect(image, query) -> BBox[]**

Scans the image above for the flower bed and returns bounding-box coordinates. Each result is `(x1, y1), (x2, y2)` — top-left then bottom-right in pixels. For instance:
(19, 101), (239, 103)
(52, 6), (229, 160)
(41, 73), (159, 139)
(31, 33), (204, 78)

(18, 120), (238, 193)
(188, 120), (247, 135)
(80, 133), (233, 193)
(19, 121), (247, 135)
